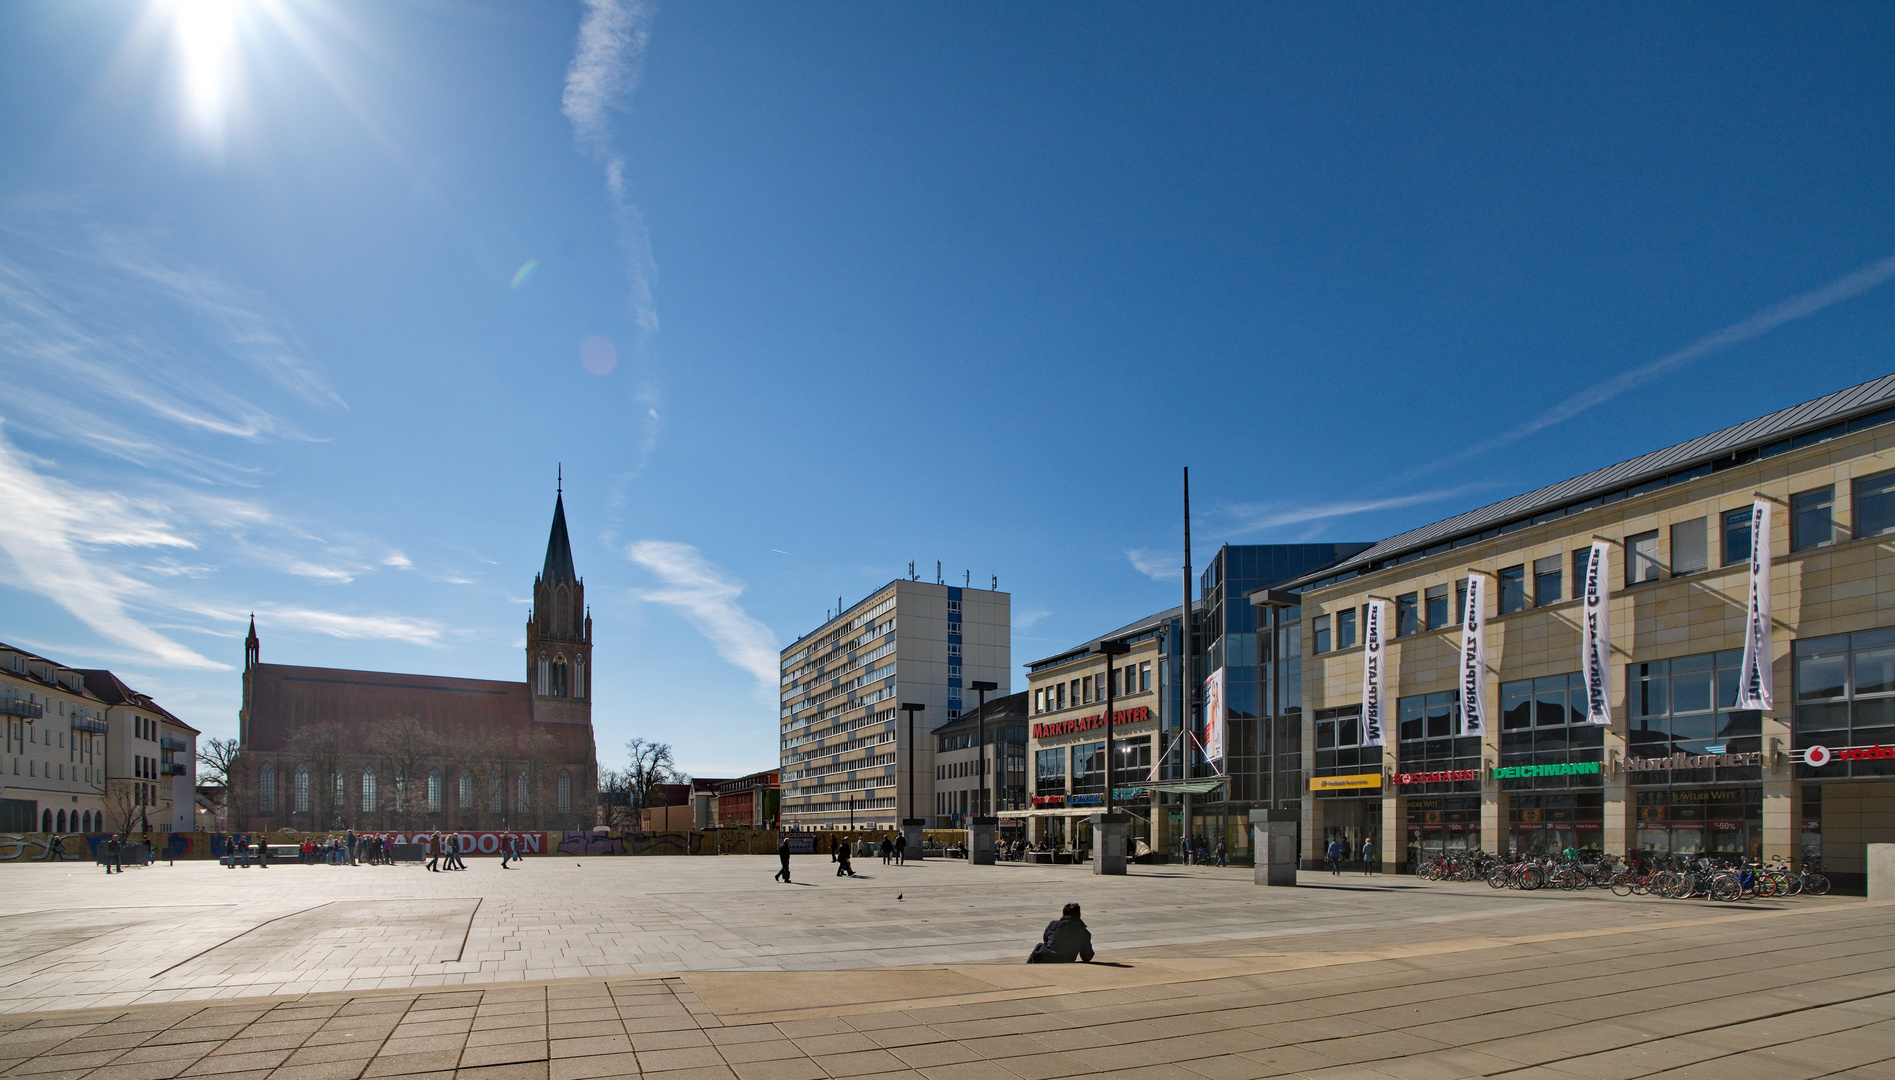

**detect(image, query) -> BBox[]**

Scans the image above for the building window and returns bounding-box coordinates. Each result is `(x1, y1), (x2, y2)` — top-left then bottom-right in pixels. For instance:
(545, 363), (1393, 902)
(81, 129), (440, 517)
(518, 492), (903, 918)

(1395, 593), (1418, 636)
(1336, 608), (1358, 649)
(1139, 661), (1152, 693)
(1033, 689), (1044, 714)
(1670, 518), (1707, 575)
(1035, 748), (1066, 794)
(1533, 555), (1562, 607)
(1312, 615), (1331, 654)
(1056, 683), (1067, 710)
(1795, 627), (1895, 780)
(1425, 585), (1449, 631)
(427, 770), (443, 812)
(255, 760), (275, 809)
(1082, 675), (1093, 704)
(292, 766), (310, 813)
(1721, 508), (1752, 567)
(1070, 742), (1106, 795)
(1454, 578), (1468, 623)
(489, 773), (504, 812)
(1497, 673), (1605, 792)
(517, 772), (530, 810)
(334, 770), (345, 810)
(550, 658), (568, 698)
(1632, 650), (1757, 781)
(1626, 531), (1662, 585)
(558, 772), (572, 814)
(1856, 470), (1895, 540)
(1498, 565), (1527, 613)
(1791, 487), (1834, 551)
(459, 772), (474, 808)
(362, 768), (377, 812)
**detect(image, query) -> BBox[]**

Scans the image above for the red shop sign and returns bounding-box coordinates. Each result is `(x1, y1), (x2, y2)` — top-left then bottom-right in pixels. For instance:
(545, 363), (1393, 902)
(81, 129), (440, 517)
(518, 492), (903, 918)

(1032, 705), (1151, 740)
(1396, 769), (1479, 786)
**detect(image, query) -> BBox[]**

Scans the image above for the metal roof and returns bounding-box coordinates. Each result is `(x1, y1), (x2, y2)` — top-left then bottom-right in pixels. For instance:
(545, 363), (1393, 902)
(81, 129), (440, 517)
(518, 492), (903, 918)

(1285, 372), (1895, 592)
(1025, 602), (1196, 672)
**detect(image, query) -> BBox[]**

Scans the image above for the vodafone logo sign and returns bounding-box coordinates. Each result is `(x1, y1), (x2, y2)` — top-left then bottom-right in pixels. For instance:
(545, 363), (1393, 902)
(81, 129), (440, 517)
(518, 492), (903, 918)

(1803, 743), (1895, 766)
(1805, 745), (1832, 767)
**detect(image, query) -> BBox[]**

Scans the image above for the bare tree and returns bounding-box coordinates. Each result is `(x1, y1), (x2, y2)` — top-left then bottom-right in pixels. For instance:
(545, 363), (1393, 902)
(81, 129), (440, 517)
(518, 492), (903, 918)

(597, 767), (637, 829)
(371, 715), (439, 830)
(623, 738), (681, 829)
(103, 778), (142, 837)
(285, 723), (348, 830)
(197, 737), (244, 829)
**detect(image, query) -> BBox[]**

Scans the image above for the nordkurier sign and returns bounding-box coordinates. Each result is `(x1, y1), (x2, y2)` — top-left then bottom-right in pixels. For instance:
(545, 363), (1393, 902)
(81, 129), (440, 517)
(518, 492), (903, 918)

(1626, 751), (1762, 771)
(1032, 705), (1152, 740)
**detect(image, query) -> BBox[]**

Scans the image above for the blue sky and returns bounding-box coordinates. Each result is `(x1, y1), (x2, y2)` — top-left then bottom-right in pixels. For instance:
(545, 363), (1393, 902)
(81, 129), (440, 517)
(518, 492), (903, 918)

(3, 2), (1893, 777)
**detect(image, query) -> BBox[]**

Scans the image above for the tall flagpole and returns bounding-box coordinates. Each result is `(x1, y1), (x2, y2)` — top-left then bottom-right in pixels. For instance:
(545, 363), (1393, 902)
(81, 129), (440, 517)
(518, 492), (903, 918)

(1179, 467), (1194, 845)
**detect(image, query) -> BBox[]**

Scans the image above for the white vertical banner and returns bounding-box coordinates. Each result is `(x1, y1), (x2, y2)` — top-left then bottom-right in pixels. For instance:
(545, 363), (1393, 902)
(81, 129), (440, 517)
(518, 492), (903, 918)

(1458, 576), (1488, 736)
(1581, 539), (1613, 726)
(1735, 498), (1775, 710)
(1202, 668), (1226, 763)
(1361, 600), (1387, 746)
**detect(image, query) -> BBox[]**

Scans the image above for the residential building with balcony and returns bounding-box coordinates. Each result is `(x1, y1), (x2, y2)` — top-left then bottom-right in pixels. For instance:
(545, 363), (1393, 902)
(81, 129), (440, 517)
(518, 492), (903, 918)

(779, 579), (1009, 831)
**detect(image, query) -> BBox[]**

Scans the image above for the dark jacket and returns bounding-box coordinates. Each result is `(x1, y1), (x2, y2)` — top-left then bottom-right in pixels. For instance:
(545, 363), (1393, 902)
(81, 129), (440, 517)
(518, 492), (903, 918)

(1028, 916), (1094, 963)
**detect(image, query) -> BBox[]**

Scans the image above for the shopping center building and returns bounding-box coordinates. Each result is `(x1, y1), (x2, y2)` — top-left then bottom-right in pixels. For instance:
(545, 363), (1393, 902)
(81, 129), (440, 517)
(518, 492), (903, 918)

(1283, 374), (1895, 889)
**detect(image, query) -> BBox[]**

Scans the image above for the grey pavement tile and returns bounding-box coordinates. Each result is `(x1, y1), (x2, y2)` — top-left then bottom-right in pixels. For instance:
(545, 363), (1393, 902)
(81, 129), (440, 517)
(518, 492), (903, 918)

(545, 1054), (639, 1080)
(886, 1042), (980, 1071)
(456, 1047), (549, 1071)
(466, 1032), (544, 1052)
(282, 1044), (381, 1067)
(724, 1060), (825, 1080)
(363, 1053), (459, 1079)
(268, 1060), (375, 1080)
(622, 1036), (707, 1056)
(180, 1051), (297, 1078)
(704, 1045), (798, 1068)
(377, 1039), (467, 1060)
(547, 1038), (631, 1061)
(810, 1050), (908, 1077)
(629, 1048), (724, 1074)
(452, 1064), (549, 1080)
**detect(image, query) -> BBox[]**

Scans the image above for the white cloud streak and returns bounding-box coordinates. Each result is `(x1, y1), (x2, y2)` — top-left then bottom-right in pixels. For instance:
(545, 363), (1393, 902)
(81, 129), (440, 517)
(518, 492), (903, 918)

(626, 540), (779, 698)
(0, 425), (223, 670)
(1407, 253), (1895, 481)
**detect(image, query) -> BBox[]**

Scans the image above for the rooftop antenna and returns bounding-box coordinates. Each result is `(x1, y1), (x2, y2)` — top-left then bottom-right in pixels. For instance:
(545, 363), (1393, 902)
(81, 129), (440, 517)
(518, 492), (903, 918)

(557, 463), (562, 494)
(936, 561), (942, 584)
(908, 561), (917, 581)
(991, 575), (998, 590)
(964, 570), (970, 587)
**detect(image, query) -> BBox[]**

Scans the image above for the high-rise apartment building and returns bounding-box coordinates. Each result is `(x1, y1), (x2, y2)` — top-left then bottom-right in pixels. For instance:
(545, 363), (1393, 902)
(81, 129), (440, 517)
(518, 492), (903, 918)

(779, 580), (1010, 831)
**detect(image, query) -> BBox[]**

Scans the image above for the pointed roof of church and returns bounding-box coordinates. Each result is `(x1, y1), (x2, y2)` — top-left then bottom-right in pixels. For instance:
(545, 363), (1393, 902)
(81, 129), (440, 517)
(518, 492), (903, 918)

(542, 491), (577, 584)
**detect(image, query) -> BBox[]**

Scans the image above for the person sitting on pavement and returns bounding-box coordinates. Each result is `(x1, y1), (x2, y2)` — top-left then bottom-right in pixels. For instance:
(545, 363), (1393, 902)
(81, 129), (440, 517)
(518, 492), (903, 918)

(1027, 902), (1095, 964)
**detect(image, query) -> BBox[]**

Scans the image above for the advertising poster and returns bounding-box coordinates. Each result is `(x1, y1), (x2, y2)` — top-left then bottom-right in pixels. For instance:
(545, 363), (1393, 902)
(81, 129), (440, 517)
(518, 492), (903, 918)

(1202, 667), (1226, 762)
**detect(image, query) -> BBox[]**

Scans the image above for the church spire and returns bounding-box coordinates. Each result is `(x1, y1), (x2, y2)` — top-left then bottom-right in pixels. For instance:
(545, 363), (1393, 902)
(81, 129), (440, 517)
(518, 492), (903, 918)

(541, 483), (577, 586)
(244, 614), (260, 670)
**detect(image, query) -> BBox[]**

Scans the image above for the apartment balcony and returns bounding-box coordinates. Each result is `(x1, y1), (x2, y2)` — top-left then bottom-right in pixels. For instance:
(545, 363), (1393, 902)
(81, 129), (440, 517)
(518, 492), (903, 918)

(160, 734), (190, 751)
(162, 763), (187, 776)
(72, 716), (109, 735)
(2, 699), (44, 719)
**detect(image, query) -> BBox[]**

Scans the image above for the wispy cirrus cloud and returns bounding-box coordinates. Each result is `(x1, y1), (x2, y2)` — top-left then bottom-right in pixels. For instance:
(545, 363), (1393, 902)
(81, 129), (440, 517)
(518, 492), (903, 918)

(1404, 253), (1895, 482)
(563, 0), (665, 478)
(626, 540), (779, 699)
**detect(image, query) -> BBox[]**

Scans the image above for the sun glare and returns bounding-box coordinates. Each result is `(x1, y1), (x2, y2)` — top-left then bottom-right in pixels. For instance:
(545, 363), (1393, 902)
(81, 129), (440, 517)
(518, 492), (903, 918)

(169, 0), (245, 144)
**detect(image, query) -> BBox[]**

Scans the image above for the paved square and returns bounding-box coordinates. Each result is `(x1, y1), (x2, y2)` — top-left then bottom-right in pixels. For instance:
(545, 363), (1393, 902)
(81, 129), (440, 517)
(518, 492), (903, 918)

(1, 856), (1889, 1079)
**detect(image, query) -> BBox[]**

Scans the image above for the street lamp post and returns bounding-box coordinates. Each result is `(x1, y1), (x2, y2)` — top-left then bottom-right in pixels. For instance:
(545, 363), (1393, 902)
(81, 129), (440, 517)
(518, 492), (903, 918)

(900, 702), (926, 858)
(969, 680), (999, 866)
(1097, 641), (1130, 815)
(970, 681), (998, 816)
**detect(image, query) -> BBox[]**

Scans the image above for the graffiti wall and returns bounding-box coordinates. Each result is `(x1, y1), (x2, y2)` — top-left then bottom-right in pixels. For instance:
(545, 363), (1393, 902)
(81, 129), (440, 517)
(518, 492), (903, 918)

(2, 828), (791, 861)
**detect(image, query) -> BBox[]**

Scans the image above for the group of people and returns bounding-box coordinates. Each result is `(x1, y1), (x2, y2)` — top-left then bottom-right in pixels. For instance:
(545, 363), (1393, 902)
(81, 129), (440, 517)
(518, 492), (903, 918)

(774, 832), (913, 882)
(1324, 835), (1378, 875)
(207, 830), (530, 869)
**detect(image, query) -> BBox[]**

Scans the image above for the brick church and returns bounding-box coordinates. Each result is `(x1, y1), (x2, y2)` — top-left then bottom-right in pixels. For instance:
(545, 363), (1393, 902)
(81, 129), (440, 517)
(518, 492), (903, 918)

(236, 489), (599, 832)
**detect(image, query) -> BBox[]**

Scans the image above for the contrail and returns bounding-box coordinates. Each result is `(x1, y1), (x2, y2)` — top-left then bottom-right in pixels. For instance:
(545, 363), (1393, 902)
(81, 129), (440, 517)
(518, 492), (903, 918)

(1406, 253), (1895, 481)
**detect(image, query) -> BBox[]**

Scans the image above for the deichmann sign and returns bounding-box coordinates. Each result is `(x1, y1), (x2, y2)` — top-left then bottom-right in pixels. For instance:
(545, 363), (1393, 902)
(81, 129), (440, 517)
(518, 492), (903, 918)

(1625, 752), (1762, 771)
(1490, 761), (1601, 780)
(1310, 773), (1382, 791)
(1031, 705), (1152, 740)
(1396, 769), (1478, 786)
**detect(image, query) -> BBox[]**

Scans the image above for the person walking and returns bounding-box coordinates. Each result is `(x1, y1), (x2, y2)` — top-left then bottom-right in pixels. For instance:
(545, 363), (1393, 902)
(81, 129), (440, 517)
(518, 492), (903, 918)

(257, 836), (270, 868)
(1325, 836), (1344, 876)
(426, 832), (441, 872)
(774, 835), (792, 883)
(345, 830), (357, 866)
(894, 832), (907, 866)
(237, 834), (250, 868)
(880, 837), (893, 865)
(1027, 903), (1095, 964)
(501, 832), (514, 869)
(1214, 839), (1228, 868)
(836, 842), (855, 878)
(451, 833), (467, 870)
(104, 834), (121, 874)
(1361, 836), (1376, 876)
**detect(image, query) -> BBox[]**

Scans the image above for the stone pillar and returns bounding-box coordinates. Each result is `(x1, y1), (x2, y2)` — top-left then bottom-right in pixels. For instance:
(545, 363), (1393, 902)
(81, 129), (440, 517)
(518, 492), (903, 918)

(901, 819), (926, 860)
(1151, 793), (1170, 858)
(1602, 711), (1632, 857)
(1761, 713), (1798, 862)
(1251, 809), (1297, 886)
(1301, 792), (1321, 870)
(1869, 844), (1895, 902)
(970, 816), (996, 865)
(1381, 793), (1403, 874)
(1482, 786), (1508, 860)
(1180, 791), (1193, 853)
(1089, 813), (1128, 875)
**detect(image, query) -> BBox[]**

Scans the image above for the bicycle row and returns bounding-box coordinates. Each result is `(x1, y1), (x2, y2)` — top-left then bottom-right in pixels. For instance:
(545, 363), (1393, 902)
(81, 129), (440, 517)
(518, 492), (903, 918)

(1412, 849), (1831, 900)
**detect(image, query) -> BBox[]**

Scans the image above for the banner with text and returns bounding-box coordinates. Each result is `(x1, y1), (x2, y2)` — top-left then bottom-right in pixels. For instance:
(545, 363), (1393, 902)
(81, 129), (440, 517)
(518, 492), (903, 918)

(1582, 539), (1613, 726)
(1459, 575), (1488, 736)
(1202, 667), (1226, 762)
(1735, 498), (1775, 710)
(1362, 600), (1387, 746)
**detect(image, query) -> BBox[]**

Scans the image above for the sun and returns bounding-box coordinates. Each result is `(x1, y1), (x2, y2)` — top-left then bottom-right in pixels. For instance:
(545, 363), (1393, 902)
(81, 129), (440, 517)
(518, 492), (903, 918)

(166, 0), (247, 146)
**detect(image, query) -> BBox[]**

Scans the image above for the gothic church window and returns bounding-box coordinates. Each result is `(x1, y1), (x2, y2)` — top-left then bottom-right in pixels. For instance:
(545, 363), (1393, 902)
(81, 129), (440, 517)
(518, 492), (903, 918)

(459, 772), (473, 808)
(362, 767), (377, 812)
(558, 771), (572, 814)
(259, 763), (275, 810)
(293, 766), (310, 813)
(551, 658), (568, 698)
(427, 770), (443, 812)
(517, 771), (530, 810)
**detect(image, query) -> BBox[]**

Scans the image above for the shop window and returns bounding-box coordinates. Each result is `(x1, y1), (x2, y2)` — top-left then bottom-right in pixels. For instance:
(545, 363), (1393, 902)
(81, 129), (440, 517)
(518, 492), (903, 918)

(1395, 594), (1418, 637)
(1425, 584), (1449, 630)
(1533, 555), (1563, 607)
(1070, 742), (1106, 796)
(1312, 615), (1331, 655)
(1454, 578), (1468, 623)
(1791, 487), (1834, 551)
(1572, 548), (1591, 596)
(1855, 469), (1895, 540)
(1670, 518), (1708, 575)
(1139, 661), (1151, 693)
(1497, 565), (1526, 613)
(1497, 673), (1605, 791)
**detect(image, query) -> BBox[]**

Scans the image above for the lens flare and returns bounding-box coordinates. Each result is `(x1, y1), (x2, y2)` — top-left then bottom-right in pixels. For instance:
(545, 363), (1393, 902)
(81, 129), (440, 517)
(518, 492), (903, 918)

(647, 408), (661, 422)
(510, 259), (538, 290)
(579, 335), (618, 376)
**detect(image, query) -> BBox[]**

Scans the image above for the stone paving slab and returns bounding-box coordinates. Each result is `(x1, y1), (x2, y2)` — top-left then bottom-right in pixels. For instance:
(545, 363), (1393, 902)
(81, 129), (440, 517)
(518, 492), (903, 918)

(0, 857), (1852, 1014)
(0, 899), (1889, 1080)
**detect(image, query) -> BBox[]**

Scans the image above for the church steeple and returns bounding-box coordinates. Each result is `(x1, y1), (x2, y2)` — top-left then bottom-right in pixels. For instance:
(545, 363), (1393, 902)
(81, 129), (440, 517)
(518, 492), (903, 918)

(244, 614), (260, 671)
(528, 476), (592, 714)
